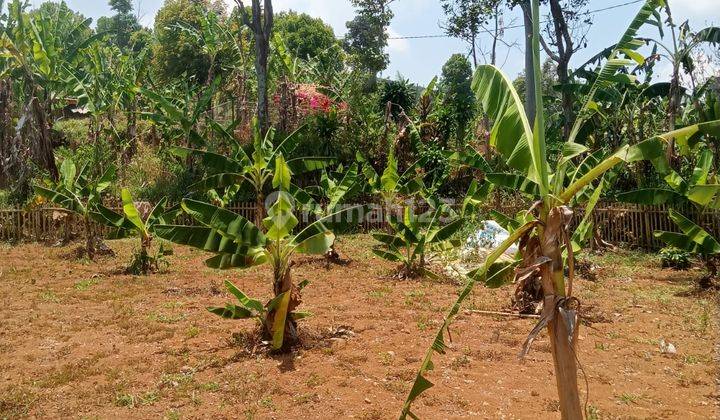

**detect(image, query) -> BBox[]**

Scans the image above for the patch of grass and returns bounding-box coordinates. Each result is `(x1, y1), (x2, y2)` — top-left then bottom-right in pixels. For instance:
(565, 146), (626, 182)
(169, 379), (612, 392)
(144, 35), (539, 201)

(39, 289), (60, 303)
(115, 391), (159, 408)
(378, 351), (394, 366)
(306, 373), (323, 388)
(368, 285), (392, 300)
(416, 314), (429, 331)
(148, 311), (187, 324)
(165, 409), (181, 420)
(199, 381), (220, 392)
(186, 326), (200, 339)
(404, 289), (427, 306)
(74, 278), (99, 291)
(293, 392), (318, 404)
(450, 354), (471, 369)
(258, 395), (275, 410)
(0, 386), (36, 418)
(617, 392), (640, 405)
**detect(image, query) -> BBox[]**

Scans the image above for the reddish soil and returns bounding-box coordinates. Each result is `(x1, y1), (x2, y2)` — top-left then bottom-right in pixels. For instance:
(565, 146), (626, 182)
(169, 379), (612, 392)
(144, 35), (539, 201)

(0, 236), (718, 419)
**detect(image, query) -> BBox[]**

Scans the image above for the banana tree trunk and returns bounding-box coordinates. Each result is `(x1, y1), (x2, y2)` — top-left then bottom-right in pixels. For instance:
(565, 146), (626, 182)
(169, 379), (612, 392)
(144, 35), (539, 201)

(84, 215), (95, 260)
(540, 231), (582, 419)
(255, 191), (265, 230)
(266, 267), (300, 350)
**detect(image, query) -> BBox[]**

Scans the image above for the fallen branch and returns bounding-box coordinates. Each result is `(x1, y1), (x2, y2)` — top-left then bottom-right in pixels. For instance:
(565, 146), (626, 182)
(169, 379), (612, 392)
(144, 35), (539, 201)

(464, 309), (540, 319)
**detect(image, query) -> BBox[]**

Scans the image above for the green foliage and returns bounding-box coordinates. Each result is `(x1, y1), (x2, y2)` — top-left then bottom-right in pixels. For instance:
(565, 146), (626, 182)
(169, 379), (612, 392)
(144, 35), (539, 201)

(274, 11), (342, 72)
(372, 206), (464, 279)
(344, 0), (394, 76)
(659, 246), (691, 270)
(96, 0), (141, 50)
(155, 168), (364, 350)
(152, 0), (228, 83)
(93, 189), (180, 274)
(378, 75), (418, 120)
(440, 54), (475, 146)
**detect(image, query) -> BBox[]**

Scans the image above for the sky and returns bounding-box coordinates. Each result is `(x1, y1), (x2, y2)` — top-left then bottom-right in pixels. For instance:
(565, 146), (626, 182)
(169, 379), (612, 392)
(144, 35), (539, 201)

(30, 0), (720, 84)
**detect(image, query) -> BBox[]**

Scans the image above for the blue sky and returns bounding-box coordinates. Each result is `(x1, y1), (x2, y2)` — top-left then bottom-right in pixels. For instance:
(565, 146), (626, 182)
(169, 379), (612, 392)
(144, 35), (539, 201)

(33, 0), (719, 83)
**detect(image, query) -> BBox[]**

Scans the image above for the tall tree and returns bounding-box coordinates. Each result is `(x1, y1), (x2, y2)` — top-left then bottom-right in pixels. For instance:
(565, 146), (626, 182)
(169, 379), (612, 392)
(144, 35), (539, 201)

(153, 0), (226, 83)
(440, 54), (475, 146)
(96, 0), (141, 50)
(236, 0), (274, 135)
(539, 0), (592, 140)
(344, 0), (395, 78)
(440, 0), (505, 67)
(275, 11), (342, 72)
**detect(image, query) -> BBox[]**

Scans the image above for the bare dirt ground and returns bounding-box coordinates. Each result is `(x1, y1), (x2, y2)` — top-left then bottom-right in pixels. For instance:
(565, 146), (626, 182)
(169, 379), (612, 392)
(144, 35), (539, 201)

(0, 235), (718, 419)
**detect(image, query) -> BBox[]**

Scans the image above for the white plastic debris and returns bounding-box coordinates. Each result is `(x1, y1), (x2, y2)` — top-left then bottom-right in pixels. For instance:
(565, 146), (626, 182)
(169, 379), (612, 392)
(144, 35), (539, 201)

(659, 339), (677, 355)
(461, 220), (518, 260)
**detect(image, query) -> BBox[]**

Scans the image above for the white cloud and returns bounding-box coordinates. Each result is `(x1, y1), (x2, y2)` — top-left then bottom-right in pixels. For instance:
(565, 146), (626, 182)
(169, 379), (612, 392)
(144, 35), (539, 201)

(669, 0), (719, 24)
(387, 27), (410, 54)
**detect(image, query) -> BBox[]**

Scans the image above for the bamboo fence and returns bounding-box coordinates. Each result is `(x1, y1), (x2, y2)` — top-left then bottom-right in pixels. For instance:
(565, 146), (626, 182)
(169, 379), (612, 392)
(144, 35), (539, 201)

(1, 201), (718, 250)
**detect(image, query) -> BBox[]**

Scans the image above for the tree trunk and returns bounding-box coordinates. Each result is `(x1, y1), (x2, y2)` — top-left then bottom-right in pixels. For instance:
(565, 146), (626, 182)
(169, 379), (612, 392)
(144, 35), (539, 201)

(265, 266), (301, 351)
(31, 95), (59, 181)
(85, 215), (96, 260)
(239, 0), (274, 136)
(540, 231), (582, 419)
(666, 65), (680, 163)
(255, 191), (265, 230)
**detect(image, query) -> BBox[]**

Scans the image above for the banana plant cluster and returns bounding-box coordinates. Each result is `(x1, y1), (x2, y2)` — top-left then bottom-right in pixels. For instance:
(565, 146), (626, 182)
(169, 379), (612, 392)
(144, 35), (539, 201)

(154, 156), (363, 351)
(291, 163), (361, 261)
(400, 0), (720, 418)
(372, 206), (463, 279)
(33, 158), (115, 259)
(172, 120), (332, 227)
(654, 210), (720, 288)
(92, 189), (179, 274)
(618, 149), (720, 207)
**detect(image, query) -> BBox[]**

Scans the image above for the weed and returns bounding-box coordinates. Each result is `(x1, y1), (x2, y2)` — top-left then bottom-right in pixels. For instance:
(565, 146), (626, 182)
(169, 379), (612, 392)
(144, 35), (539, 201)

(74, 278), (99, 291)
(368, 285), (392, 299)
(39, 290), (59, 303)
(618, 392), (640, 404)
(258, 395), (275, 410)
(148, 312), (187, 324)
(186, 326), (200, 338)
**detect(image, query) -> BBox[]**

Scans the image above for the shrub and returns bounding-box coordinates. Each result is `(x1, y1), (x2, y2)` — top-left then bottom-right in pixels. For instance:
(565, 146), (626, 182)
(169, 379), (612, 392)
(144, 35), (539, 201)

(659, 246), (692, 270)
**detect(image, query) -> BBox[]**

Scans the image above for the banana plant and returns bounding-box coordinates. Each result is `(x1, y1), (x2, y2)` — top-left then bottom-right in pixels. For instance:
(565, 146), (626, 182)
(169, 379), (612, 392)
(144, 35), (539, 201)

(172, 120), (333, 228)
(92, 189), (180, 274)
(372, 206), (463, 279)
(291, 163), (361, 261)
(654, 209), (720, 288)
(154, 156), (364, 351)
(357, 145), (423, 219)
(33, 158), (116, 259)
(618, 149), (720, 207)
(400, 1), (720, 418)
(639, 14), (719, 138)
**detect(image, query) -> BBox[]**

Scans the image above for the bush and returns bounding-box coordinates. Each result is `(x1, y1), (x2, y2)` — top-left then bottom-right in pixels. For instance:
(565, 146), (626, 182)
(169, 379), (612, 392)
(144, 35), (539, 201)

(659, 246), (691, 270)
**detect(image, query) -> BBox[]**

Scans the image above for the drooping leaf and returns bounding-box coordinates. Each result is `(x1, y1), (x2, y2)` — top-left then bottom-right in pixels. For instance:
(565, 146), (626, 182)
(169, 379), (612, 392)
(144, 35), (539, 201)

(182, 199), (265, 247)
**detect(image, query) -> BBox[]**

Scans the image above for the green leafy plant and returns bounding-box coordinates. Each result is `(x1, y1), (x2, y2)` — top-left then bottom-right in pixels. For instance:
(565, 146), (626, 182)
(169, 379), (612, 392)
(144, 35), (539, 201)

(658, 245), (691, 270)
(655, 210), (719, 287)
(292, 163), (361, 261)
(172, 120), (333, 227)
(618, 149), (720, 207)
(92, 189), (179, 274)
(155, 156), (364, 351)
(399, 0), (720, 418)
(372, 206), (463, 279)
(33, 158), (116, 259)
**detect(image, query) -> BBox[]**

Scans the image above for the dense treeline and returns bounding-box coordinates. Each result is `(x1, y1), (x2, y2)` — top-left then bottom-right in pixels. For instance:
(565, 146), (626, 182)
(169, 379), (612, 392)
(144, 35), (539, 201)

(1, 0), (715, 208)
